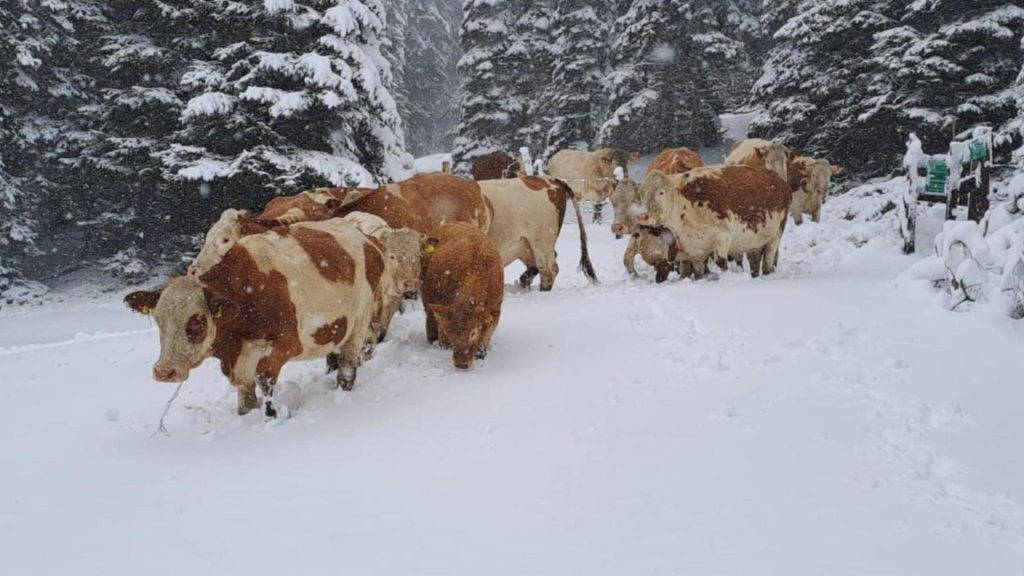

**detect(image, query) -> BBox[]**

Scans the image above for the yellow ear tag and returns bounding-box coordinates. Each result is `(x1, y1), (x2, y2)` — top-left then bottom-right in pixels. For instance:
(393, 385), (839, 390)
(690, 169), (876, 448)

(485, 314), (493, 324)
(141, 306), (153, 315)
(434, 312), (442, 321)
(425, 244), (435, 254)
(213, 307), (223, 319)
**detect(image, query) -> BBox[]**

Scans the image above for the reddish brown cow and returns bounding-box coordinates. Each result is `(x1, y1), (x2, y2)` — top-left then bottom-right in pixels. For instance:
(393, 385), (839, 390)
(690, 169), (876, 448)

(471, 153), (522, 181)
(189, 173), (491, 276)
(334, 173), (492, 236)
(647, 148), (704, 175)
(421, 223), (504, 370)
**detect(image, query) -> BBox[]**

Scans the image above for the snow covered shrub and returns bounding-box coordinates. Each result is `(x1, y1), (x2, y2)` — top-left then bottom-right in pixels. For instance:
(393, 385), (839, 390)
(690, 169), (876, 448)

(904, 173), (1024, 315)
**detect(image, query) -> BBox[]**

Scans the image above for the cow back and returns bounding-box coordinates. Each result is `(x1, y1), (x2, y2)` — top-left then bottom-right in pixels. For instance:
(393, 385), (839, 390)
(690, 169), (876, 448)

(648, 148), (704, 175)
(677, 166), (792, 230)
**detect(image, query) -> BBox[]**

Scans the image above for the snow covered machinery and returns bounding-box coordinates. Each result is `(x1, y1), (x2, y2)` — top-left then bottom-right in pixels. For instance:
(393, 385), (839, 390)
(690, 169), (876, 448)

(899, 128), (993, 253)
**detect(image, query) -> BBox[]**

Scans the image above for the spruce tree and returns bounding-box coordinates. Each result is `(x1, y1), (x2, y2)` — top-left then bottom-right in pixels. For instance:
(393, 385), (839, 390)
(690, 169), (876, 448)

(393, 0), (461, 156)
(601, 0), (722, 153)
(509, 0), (555, 152)
(0, 0), (103, 293)
(453, 0), (517, 172)
(750, 0), (899, 175)
(163, 0), (411, 215)
(543, 0), (610, 157)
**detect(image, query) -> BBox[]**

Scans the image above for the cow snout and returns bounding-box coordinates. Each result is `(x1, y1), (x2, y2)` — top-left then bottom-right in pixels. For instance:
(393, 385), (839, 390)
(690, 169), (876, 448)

(611, 223), (625, 236)
(635, 213), (652, 224)
(403, 279), (421, 294)
(154, 366), (187, 383)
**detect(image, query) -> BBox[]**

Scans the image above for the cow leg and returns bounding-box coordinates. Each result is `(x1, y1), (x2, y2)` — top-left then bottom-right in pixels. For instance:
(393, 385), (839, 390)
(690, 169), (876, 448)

(476, 311), (501, 359)
(335, 344), (363, 392)
(534, 245), (559, 292)
(518, 267), (540, 289)
(762, 237), (782, 276)
(325, 352), (340, 374)
(691, 259), (708, 280)
(593, 202), (604, 225)
(623, 236), (640, 277)
(236, 387), (259, 416)
(747, 249), (764, 279)
(654, 261), (672, 284)
(255, 354), (289, 418)
(426, 309), (440, 344)
(677, 260), (693, 280)
(811, 204), (822, 223)
(791, 205), (804, 226)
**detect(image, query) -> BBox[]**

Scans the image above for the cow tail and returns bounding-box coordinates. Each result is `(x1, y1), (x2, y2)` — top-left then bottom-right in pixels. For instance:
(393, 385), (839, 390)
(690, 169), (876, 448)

(561, 181), (598, 284)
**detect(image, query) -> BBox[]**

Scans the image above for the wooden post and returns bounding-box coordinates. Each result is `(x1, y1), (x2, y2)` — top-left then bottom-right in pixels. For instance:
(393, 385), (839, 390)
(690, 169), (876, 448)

(441, 160), (451, 174)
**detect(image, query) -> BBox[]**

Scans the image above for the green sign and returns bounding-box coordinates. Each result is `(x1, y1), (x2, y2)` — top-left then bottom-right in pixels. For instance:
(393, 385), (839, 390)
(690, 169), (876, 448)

(926, 158), (949, 195)
(969, 140), (988, 162)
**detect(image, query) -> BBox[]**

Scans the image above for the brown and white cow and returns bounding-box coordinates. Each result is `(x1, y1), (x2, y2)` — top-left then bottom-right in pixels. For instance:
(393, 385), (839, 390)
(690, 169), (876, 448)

(125, 219), (395, 416)
(546, 148), (638, 223)
(189, 173), (490, 276)
(478, 176), (597, 291)
(786, 157), (843, 225)
(724, 138), (792, 182)
(648, 147), (704, 175)
(609, 179), (685, 283)
(636, 166), (792, 278)
(471, 152), (523, 181)
(421, 223), (504, 370)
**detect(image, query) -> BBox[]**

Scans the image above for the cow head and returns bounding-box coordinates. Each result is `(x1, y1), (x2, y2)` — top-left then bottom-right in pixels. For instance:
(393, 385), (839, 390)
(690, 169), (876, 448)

(126, 276), (217, 383)
(610, 179), (641, 237)
(595, 148), (636, 180)
(635, 170), (673, 227)
(426, 302), (494, 370)
(381, 227), (427, 296)
(190, 208), (249, 277)
(762, 142), (791, 182)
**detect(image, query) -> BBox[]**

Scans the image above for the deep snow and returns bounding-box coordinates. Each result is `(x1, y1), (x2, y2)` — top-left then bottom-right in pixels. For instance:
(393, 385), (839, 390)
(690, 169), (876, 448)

(2, 193), (1024, 575)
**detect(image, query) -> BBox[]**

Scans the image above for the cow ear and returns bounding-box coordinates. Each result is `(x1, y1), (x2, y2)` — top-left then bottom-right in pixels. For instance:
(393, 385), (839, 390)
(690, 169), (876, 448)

(830, 165), (845, 177)
(125, 290), (161, 315)
(629, 151), (641, 161)
(644, 170), (671, 191)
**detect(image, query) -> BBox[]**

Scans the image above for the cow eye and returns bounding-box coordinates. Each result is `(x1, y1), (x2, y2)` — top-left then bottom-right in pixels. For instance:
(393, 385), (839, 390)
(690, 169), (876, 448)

(185, 314), (207, 344)
(221, 238), (230, 244)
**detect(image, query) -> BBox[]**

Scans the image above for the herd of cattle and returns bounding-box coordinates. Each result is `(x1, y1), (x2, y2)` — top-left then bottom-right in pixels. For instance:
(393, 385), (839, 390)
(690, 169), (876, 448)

(124, 138), (840, 418)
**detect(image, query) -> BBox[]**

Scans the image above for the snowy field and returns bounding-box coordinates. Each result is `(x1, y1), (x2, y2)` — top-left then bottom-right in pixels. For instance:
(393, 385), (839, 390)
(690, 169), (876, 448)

(3, 196), (1024, 575)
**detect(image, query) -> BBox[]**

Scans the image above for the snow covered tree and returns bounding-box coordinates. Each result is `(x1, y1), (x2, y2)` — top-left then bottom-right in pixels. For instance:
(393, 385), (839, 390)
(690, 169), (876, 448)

(752, 1), (1024, 177)
(392, 0), (461, 156)
(164, 0), (411, 216)
(70, 0), (210, 276)
(683, 0), (764, 112)
(601, 0), (722, 153)
(508, 0), (555, 152)
(543, 0), (611, 157)
(750, 1), (900, 175)
(453, 0), (518, 172)
(0, 0), (103, 295)
(868, 2), (1024, 156)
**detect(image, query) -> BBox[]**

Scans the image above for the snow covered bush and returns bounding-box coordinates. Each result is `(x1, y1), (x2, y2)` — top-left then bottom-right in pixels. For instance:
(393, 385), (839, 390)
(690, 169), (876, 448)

(904, 174), (1024, 315)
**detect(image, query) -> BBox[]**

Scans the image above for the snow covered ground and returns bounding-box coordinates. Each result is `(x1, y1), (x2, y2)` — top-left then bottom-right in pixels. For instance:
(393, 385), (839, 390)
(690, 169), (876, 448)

(2, 194), (1024, 575)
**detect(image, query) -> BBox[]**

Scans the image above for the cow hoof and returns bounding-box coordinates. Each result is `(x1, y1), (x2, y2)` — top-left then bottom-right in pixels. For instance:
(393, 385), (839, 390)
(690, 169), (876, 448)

(339, 366), (357, 392)
(264, 400), (278, 419)
(376, 330), (387, 344)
